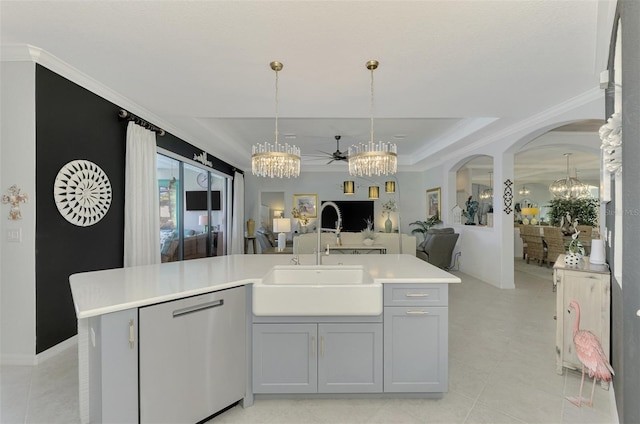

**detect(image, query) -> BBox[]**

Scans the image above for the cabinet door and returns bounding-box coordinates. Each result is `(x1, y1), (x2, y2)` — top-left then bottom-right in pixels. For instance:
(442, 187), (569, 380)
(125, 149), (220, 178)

(556, 271), (610, 372)
(139, 287), (246, 424)
(253, 323), (318, 393)
(318, 323), (382, 393)
(384, 306), (448, 392)
(89, 308), (139, 423)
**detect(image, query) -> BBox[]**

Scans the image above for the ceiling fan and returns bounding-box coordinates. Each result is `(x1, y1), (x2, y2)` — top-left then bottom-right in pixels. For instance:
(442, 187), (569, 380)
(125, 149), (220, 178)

(306, 135), (349, 164)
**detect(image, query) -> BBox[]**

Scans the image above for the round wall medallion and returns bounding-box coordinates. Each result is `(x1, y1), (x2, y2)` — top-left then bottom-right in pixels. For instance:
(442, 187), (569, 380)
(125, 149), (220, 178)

(54, 160), (112, 226)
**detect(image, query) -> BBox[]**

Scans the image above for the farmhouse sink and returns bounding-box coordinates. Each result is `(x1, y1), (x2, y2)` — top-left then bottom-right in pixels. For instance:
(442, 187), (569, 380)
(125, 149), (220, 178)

(253, 265), (382, 316)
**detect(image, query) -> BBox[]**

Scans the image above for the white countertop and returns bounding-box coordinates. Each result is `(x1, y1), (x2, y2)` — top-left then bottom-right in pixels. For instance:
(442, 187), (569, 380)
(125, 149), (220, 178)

(70, 254), (460, 319)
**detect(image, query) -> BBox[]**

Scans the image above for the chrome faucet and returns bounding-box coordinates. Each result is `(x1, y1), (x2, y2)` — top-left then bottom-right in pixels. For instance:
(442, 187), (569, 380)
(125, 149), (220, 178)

(316, 201), (342, 265)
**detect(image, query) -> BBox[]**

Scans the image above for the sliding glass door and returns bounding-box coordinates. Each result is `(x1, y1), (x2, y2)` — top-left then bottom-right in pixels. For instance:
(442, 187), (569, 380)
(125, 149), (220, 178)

(158, 153), (229, 262)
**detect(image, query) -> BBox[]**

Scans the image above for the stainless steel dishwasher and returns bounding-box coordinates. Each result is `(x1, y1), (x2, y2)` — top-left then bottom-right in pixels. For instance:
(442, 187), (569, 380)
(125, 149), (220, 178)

(139, 286), (246, 423)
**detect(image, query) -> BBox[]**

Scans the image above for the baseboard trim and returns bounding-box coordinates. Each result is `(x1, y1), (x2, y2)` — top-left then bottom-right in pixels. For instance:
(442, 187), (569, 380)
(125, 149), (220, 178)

(36, 335), (78, 364)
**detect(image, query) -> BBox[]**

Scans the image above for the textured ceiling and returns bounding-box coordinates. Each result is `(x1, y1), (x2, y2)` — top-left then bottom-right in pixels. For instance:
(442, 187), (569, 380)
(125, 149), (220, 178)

(0, 0), (614, 183)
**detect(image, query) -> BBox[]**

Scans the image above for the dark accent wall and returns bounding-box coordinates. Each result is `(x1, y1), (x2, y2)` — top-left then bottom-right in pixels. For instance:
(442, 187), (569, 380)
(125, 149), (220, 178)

(620, 1), (640, 423)
(34, 66), (240, 354)
(36, 65), (127, 353)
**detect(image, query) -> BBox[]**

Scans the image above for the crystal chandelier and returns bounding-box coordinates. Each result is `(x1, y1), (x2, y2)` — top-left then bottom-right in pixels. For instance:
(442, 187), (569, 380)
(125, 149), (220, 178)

(518, 185), (530, 196)
(479, 171), (493, 201)
(252, 61), (301, 178)
(348, 60), (397, 177)
(548, 153), (590, 199)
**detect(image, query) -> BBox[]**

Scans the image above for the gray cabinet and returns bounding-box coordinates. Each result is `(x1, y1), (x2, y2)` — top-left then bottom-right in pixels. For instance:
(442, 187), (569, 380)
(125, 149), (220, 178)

(252, 323), (317, 393)
(139, 286), (246, 424)
(253, 322), (382, 394)
(383, 284), (448, 393)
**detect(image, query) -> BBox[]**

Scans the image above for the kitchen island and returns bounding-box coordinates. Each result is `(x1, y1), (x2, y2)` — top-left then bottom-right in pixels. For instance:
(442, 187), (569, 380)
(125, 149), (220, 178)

(70, 254), (460, 424)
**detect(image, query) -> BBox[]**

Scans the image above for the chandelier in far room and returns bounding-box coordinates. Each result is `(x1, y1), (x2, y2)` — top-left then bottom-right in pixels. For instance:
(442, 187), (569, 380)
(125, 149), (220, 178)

(348, 60), (397, 177)
(548, 153), (590, 200)
(251, 61), (301, 178)
(479, 171), (493, 201)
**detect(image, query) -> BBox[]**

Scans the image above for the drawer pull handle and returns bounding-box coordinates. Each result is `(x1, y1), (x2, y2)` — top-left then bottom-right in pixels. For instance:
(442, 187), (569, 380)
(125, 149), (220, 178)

(173, 299), (224, 318)
(406, 311), (429, 315)
(405, 293), (429, 297)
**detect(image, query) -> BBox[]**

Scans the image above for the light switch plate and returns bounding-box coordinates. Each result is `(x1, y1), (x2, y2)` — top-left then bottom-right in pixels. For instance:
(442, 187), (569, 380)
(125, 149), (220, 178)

(7, 228), (21, 242)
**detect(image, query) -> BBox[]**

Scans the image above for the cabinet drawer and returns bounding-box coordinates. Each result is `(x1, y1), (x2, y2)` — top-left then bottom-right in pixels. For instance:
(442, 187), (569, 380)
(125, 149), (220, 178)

(384, 284), (447, 307)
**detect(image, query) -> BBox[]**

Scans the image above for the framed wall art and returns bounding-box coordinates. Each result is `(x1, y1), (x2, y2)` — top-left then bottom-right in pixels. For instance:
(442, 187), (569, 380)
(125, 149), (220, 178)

(426, 187), (441, 219)
(293, 194), (317, 218)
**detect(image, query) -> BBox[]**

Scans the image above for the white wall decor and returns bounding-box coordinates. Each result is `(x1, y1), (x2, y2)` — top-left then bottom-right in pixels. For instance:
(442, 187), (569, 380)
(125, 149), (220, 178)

(1, 184), (28, 220)
(54, 160), (112, 226)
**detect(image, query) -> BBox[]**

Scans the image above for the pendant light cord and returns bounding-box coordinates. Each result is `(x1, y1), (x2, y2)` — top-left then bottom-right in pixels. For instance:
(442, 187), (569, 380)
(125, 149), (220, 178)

(274, 68), (279, 146)
(370, 66), (375, 146)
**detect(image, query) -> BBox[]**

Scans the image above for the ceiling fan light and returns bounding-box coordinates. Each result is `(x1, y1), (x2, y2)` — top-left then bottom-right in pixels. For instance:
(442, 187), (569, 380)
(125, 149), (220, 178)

(344, 181), (355, 195)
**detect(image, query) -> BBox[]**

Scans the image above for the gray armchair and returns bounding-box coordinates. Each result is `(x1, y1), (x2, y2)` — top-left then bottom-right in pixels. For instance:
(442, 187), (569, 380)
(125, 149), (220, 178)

(415, 228), (459, 270)
(255, 227), (277, 252)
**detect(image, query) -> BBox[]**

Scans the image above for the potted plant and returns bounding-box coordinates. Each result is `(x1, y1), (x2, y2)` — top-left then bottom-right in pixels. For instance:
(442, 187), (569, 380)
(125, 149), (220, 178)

(361, 217), (376, 245)
(291, 207), (310, 233)
(547, 198), (598, 228)
(409, 214), (442, 241)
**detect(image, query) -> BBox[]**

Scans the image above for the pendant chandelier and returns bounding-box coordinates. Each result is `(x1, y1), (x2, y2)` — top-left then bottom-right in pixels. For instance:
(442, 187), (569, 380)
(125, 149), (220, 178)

(518, 185), (530, 196)
(548, 153), (590, 199)
(479, 171), (493, 201)
(348, 60), (397, 177)
(251, 61), (301, 178)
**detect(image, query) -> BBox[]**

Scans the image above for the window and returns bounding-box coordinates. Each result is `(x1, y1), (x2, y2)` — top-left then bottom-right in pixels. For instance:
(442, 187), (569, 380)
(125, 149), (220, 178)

(158, 154), (229, 262)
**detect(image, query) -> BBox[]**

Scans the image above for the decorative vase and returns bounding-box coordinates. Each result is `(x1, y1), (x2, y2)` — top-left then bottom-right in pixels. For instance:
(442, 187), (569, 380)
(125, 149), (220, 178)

(564, 252), (581, 267)
(384, 214), (392, 233)
(246, 219), (255, 237)
(363, 238), (374, 246)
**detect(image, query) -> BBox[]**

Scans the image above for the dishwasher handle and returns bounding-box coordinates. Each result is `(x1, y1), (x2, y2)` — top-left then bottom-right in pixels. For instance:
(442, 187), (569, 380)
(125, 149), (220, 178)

(172, 299), (224, 318)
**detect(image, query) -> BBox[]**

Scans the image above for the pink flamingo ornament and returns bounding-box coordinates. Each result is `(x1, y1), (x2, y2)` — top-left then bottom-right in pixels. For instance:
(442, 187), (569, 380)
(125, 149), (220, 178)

(566, 300), (614, 407)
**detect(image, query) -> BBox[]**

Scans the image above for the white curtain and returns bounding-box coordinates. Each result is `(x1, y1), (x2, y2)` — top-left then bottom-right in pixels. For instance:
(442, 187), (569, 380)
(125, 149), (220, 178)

(124, 122), (161, 266)
(230, 171), (245, 254)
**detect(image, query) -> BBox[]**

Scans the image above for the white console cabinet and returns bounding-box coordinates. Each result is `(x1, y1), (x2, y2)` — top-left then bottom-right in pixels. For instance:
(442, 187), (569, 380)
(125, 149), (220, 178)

(553, 256), (610, 376)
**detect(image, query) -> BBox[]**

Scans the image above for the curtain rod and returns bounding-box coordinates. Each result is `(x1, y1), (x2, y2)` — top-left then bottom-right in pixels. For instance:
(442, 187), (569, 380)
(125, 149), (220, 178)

(118, 109), (165, 136)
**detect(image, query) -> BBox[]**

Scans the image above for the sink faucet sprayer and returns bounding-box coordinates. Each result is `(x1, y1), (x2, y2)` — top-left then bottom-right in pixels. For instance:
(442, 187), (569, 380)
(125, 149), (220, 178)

(316, 201), (342, 265)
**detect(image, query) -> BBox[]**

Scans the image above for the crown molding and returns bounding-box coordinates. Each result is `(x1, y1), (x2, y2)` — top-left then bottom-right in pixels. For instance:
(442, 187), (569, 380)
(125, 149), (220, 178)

(416, 87), (604, 172)
(0, 44), (236, 167)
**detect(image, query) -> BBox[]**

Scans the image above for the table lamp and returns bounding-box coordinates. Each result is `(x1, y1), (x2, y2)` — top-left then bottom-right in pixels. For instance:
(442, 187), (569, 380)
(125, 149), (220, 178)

(198, 214), (208, 232)
(273, 218), (291, 251)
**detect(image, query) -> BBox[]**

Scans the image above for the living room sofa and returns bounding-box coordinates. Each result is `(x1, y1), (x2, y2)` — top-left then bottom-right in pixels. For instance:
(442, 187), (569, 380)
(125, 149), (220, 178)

(293, 232), (416, 255)
(160, 229), (212, 262)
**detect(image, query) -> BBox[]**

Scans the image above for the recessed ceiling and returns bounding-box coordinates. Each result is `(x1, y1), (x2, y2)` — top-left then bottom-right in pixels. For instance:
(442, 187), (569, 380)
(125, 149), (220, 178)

(1, 1), (614, 180)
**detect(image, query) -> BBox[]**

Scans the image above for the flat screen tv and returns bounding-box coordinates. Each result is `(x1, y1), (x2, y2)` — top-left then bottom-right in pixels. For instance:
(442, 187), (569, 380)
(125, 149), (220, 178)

(186, 190), (221, 211)
(320, 200), (374, 232)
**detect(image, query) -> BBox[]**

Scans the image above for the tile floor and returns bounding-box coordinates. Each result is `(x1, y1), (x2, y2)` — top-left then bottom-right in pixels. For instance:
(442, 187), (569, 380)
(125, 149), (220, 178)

(1, 259), (619, 424)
